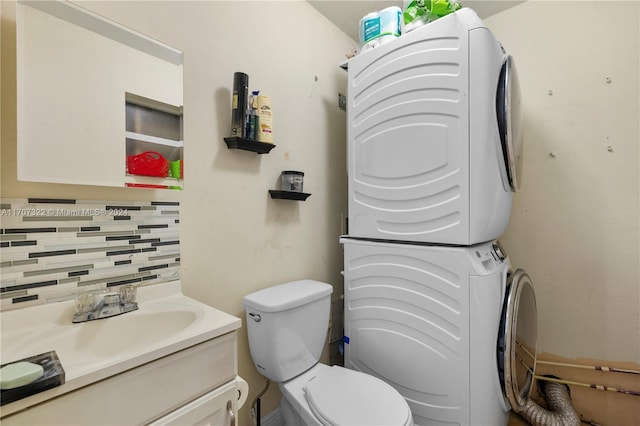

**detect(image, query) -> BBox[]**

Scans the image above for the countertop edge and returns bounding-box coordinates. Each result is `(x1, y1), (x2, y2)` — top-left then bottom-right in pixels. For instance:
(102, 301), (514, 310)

(0, 282), (241, 418)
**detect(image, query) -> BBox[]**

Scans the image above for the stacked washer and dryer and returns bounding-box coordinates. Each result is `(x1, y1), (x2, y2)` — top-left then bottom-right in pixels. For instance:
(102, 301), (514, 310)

(341, 8), (538, 426)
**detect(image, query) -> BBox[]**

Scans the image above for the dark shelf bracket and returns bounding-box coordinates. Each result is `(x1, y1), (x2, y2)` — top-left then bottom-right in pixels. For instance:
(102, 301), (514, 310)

(224, 137), (276, 154)
(269, 190), (311, 201)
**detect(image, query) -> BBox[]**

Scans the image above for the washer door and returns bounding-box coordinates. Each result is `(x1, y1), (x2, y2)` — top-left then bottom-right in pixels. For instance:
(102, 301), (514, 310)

(497, 269), (537, 413)
(496, 55), (523, 192)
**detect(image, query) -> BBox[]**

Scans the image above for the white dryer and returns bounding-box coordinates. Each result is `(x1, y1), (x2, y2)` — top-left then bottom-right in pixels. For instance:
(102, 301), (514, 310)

(345, 8), (522, 245)
(341, 237), (537, 426)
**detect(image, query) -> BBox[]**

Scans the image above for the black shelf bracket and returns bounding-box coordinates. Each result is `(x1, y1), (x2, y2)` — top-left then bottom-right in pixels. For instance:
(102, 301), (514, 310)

(269, 190), (311, 201)
(224, 137), (276, 154)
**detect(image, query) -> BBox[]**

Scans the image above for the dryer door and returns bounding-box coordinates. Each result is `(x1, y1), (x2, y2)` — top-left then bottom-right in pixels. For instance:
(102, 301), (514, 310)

(496, 55), (523, 192)
(497, 268), (537, 413)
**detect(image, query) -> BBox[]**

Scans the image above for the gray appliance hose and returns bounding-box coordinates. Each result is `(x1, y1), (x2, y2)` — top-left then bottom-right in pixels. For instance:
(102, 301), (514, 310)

(520, 376), (581, 426)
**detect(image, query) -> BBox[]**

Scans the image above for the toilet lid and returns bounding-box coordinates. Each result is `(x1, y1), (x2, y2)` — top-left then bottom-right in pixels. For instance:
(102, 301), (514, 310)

(303, 366), (410, 426)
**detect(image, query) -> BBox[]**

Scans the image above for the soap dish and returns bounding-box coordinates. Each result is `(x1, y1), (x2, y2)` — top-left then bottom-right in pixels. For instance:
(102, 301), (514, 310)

(0, 351), (65, 406)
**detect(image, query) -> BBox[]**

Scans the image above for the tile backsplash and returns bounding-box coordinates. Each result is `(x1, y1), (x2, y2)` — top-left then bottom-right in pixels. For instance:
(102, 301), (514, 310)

(0, 198), (180, 311)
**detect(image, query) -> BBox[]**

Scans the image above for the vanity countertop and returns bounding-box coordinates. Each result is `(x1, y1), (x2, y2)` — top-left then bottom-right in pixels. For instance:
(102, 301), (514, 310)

(0, 281), (241, 416)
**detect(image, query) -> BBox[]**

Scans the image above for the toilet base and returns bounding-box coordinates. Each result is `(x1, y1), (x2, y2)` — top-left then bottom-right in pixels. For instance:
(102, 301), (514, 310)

(280, 395), (319, 426)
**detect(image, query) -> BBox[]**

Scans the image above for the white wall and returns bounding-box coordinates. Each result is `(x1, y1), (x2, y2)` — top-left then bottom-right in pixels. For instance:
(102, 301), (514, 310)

(485, 1), (639, 363)
(1, 1), (357, 422)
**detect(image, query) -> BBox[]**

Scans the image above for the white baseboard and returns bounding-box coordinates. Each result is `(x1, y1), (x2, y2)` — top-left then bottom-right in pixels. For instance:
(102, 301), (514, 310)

(260, 407), (283, 426)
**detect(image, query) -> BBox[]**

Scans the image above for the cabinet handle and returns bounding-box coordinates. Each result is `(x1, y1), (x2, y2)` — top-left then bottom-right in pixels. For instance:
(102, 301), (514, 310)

(227, 400), (235, 426)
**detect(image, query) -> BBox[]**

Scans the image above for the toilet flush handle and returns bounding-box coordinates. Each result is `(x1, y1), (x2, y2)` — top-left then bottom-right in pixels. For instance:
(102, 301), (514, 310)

(249, 312), (261, 322)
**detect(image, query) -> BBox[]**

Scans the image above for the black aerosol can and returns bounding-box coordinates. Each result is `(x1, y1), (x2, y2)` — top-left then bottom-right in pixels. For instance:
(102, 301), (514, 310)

(231, 72), (249, 137)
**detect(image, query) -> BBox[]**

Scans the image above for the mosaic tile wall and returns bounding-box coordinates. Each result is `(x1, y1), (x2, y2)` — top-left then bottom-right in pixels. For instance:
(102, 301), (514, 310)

(0, 198), (180, 311)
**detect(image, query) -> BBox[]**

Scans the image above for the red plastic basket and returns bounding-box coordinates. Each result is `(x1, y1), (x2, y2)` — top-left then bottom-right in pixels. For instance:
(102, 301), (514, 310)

(127, 151), (169, 177)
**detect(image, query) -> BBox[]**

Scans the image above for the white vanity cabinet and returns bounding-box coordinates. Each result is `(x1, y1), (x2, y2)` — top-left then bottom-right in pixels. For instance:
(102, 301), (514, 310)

(150, 380), (238, 426)
(1, 333), (242, 426)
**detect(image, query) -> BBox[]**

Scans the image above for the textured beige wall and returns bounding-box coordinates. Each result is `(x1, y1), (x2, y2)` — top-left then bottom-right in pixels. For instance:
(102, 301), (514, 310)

(490, 3), (639, 423)
(486, 1), (639, 364)
(2, 1), (356, 424)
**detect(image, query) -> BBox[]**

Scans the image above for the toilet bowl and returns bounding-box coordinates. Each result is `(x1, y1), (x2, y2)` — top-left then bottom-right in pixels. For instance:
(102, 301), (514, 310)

(244, 280), (414, 426)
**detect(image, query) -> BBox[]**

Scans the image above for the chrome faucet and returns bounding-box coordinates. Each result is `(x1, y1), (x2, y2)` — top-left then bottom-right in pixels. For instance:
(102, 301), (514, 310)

(73, 285), (138, 323)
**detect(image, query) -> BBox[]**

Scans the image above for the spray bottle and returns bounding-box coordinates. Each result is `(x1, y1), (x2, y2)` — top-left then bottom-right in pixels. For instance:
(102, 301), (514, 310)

(231, 72), (249, 137)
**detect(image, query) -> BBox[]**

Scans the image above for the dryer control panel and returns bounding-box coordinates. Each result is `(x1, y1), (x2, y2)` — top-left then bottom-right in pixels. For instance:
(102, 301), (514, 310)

(492, 241), (507, 261)
(472, 241), (508, 274)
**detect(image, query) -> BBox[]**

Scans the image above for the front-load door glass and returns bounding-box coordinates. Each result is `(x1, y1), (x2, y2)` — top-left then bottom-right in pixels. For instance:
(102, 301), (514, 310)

(496, 55), (523, 192)
(497, 268), (537, 413)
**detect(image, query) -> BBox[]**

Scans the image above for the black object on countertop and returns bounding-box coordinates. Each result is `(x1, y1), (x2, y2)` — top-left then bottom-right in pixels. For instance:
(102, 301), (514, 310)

(1, 351), (65, 406)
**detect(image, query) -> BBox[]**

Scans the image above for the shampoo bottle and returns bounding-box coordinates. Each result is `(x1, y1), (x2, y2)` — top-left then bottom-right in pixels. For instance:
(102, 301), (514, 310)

(257, 95), (273, 144)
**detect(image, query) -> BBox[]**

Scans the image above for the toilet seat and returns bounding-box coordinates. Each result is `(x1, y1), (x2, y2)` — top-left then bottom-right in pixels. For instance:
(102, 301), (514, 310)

(302, 365), (412, 426)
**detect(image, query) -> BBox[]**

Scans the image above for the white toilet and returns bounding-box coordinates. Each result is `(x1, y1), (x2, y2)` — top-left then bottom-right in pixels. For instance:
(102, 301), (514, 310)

(244, 280), (414, 426)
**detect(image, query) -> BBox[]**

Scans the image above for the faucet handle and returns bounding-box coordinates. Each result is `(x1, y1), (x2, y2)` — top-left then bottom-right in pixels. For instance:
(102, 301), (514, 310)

(75, 292), (98, 315)
(118, 284), (137, 305)
(73, 292), (100, 322)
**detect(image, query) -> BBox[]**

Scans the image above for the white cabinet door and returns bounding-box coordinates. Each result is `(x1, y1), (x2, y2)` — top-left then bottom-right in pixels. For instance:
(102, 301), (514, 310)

(150, 380), (238, 426)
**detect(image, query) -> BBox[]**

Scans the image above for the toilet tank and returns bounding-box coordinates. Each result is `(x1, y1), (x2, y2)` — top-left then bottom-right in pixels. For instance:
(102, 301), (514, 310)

(244, 280), (333, 382)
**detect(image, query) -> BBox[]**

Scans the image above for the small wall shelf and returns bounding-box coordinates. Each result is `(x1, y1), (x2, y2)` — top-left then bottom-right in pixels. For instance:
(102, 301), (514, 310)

(126, 131), (183, 148)
(224, 137), (275, 154)
(269, 190), (311, 201)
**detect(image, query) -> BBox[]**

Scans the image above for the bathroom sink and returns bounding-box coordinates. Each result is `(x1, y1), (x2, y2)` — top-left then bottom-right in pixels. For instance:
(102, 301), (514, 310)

(0, 281), (241, 413)
(3, 307), (199, 369)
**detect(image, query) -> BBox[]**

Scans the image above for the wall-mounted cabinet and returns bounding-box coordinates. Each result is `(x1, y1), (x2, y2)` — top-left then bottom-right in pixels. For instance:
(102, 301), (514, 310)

(16, 0), (183, 189)
(125, 94), (183, 188)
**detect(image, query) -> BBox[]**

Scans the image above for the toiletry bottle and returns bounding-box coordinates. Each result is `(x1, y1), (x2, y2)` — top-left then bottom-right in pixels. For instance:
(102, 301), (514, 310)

(231, 72), (249, 137)
(246, 90), (259, 140)
(257, 95), (273, 143)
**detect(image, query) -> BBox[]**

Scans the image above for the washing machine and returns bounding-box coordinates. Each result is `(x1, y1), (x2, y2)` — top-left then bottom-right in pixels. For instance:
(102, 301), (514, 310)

(345, 8), (522, 245)
(341, 237), (537, 426)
